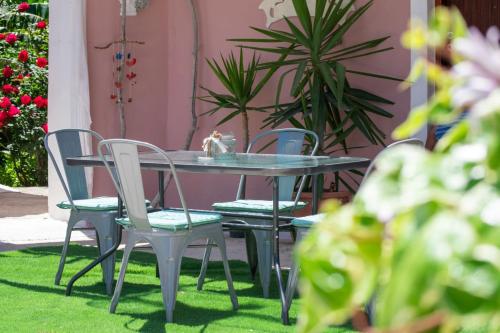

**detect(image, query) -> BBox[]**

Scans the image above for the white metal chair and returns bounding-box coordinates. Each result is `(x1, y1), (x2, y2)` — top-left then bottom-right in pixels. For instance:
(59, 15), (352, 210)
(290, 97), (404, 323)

(284, 138), (424, 314)
(98, 139), (238, 322)
(198, 128), (319, 298)
(45, 129), (120, 295)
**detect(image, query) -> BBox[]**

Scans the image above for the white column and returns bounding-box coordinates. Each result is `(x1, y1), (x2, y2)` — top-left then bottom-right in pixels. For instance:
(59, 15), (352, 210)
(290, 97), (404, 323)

(48, 0), (91, 220)
(410, 0), (433, 143)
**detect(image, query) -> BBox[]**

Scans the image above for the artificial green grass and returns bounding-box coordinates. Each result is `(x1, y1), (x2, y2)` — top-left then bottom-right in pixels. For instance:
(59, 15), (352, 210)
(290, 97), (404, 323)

(0, 245), (354, 333)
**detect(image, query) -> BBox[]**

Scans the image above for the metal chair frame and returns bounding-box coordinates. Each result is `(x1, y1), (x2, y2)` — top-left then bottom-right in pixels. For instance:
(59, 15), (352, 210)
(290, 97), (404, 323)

(198, 128), (319, 298)
(45, 129), (119, 295)
(98, 139), (238, 322)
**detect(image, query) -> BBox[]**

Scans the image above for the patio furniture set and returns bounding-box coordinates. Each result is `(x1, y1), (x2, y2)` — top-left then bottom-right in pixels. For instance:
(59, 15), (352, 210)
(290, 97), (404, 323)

(44, 128), (421, 325)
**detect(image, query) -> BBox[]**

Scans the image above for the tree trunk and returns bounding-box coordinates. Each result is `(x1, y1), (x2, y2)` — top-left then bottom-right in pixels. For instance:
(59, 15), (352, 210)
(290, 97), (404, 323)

(118, 0), (127, 138)
(183, 0), (199, 150)
(241, 107), (250, 152)
(151, 0), (200, 207)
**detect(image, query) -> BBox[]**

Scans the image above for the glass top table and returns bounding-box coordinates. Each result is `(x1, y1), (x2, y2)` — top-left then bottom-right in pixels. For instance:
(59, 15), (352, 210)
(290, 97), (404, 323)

(65, 150), (370, 324)
(66, 150), (370, 177)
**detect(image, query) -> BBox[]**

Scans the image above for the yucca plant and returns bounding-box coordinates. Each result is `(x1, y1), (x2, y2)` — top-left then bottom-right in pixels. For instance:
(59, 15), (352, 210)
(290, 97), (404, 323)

(234, 0), (398, 155)
(200, 49), (279, 151)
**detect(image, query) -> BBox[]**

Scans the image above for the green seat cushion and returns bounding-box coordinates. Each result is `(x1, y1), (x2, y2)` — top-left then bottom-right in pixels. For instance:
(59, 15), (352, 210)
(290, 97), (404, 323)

(57, 196), (151, 211)
(57, 196), (120, 211)
(116, 209), (223, 232)
(291, 214), (325, 228)
(212, 199), (307, 213)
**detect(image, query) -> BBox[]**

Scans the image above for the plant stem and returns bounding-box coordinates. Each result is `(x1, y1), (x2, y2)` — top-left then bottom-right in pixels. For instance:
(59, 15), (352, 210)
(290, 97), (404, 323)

(118, 1), (127, 138)
(183, 0), (199, 151)
(241, 107), (249, 152)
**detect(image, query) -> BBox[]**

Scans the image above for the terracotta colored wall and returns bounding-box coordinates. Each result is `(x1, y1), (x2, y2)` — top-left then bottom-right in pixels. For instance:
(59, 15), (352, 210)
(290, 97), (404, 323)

(87, 0), (410, 208)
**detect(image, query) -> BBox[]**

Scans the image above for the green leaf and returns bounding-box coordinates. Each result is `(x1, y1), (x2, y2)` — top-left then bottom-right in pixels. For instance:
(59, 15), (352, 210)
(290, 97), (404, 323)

(335, 62), (346, 111)
(216, 109), (242, 126)
(346, 69), (403, 82)
(292, 0), (313, 37)
(291, 61), (308, 97)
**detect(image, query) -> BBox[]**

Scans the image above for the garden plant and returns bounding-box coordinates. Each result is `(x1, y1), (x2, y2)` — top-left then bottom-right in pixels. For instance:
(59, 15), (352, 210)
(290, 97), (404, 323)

(297, 7), (500, 333)
(0, 0), (48, 186)
(205, 0), (398, 194)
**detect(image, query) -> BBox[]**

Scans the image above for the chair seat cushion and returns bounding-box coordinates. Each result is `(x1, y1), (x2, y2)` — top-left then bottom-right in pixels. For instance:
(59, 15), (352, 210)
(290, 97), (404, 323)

(291, 214), (325, 228)
(212, 199), (307, 213)
(57, 196), (151, 211)
(57, 196), (120, 211)
(116, 209), (223, 232)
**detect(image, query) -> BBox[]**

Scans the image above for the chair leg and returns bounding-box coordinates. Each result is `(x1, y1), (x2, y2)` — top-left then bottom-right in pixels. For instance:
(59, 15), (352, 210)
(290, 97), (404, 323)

(210, 230), (239, 310)
(197, 238), (213, 291)
(253, 229), (273, 298)
(285, 260), (299, 313)
(109, 232), (135, 313)
(94, 218), (119, 295)
(151, 237), (184, 323)
(244, 230), (258, 281)
(55, 215), (78, 285)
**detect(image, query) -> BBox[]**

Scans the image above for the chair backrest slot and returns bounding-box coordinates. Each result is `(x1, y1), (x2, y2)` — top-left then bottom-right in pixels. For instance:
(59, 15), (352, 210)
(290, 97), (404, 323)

(45, 129), (104, 209)
(109, 143), (150, 230)
(236, 128), (319, 204)
(99, 139), (193, 232)
(276, 131), (306, 201)
(55, 131), (89, 200)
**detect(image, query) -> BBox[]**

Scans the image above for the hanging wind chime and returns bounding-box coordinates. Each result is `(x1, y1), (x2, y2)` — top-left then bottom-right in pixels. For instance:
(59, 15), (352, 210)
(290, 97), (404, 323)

(110, 48), (138, 103)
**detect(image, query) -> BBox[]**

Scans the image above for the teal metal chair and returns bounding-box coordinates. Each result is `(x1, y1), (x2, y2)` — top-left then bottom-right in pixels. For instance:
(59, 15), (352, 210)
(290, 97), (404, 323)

(198, 128), (319, 298)
(284, 138), (424, 315)
(98, 139), (238, 323)
(45, 129), (120, 295)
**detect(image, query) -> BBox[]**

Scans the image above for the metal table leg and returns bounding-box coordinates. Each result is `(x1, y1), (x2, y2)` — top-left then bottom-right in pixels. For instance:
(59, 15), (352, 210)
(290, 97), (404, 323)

(272, 176), (289, 325)
(156, 171), (164, 278)
(311, 174), (319, 214)
(158, 171), (165, 209)
(66, 197), (124, 296)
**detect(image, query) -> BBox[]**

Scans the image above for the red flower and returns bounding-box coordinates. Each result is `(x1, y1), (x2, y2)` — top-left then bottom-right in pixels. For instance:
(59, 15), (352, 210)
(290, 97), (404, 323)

(36, 57), (48, 68)
(5, 33), (17, 45)
(34, 96), (47, 109)
(41, 123), (48, 133)
(2, 84), (15, 95)
(20, 94), (31, 105)
(0, 97), (11, 109)
(7, 105), (20, 117)
(2, 66), (13, 78)
(0, 111), (7, 121)
(17, 2), (30, 12)
(17, 74), (24, 80)
(0, 33), (5, 40)
(18, 50), (29, 63)
(36, 21), (47, 29)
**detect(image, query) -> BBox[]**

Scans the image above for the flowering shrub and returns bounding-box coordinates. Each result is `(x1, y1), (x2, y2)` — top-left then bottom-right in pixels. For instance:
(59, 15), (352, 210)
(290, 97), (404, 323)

(0, 0), (48, 186)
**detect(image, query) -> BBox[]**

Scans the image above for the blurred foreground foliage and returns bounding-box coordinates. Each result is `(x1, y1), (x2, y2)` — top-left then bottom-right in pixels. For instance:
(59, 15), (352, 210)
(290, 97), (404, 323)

(298, 7), (500, 333)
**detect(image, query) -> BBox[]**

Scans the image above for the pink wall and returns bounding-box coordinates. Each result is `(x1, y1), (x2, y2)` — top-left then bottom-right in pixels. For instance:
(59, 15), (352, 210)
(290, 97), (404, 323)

(87, 0), (411, 208)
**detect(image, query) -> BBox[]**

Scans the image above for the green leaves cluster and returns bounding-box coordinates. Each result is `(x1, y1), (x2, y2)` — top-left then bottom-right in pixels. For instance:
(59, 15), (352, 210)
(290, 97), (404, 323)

(202, 0), (397, 158)
(297, 7), (500, 333)
(200, 50), (280, 150)
(235, 0), (397, 154)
